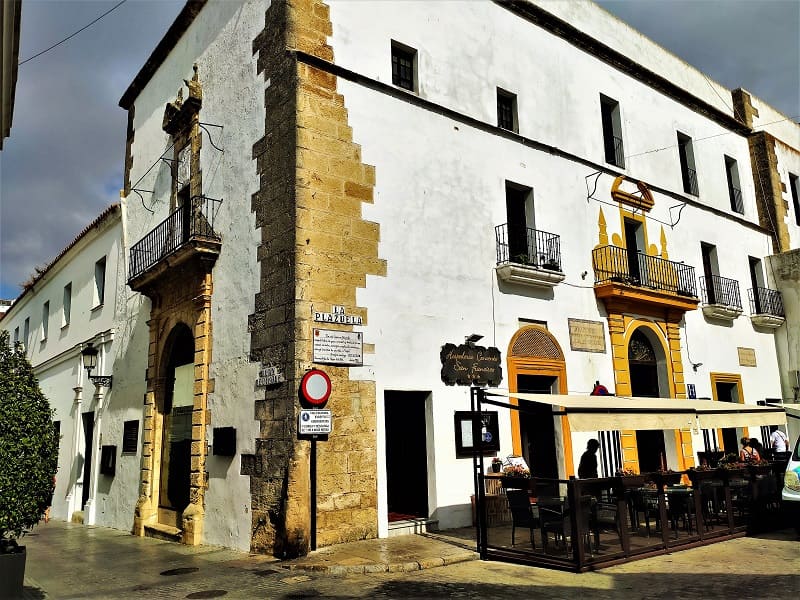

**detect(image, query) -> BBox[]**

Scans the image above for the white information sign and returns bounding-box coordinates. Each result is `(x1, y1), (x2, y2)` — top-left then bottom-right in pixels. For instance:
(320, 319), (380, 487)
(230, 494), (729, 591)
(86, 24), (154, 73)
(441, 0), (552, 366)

(299, 409), (332, 435)
(312, 328), (363, 366)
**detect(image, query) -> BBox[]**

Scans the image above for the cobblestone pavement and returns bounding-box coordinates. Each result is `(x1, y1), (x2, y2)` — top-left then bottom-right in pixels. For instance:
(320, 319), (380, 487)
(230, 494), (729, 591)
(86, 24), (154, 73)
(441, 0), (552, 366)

(20, 521), (799, 599)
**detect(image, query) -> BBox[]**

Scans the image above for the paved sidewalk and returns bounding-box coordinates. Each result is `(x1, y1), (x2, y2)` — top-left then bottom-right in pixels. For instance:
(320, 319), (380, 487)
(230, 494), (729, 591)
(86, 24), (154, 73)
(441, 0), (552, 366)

(20, 521), (478, 598)
(18, 521), (799, 599)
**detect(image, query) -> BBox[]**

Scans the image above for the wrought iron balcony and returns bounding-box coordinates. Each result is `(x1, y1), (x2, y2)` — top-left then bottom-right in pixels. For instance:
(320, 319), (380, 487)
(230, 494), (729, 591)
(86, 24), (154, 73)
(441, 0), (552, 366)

(128, 195), (222, 285)
(700, 275), (742, 320)
(593, 246), (699, 312)
(748, 287), (785, 328)
(494, 224), (564, 288)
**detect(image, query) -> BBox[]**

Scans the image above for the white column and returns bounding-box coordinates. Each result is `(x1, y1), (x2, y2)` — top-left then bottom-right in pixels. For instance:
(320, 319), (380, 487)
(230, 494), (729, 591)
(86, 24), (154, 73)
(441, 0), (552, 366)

(65, 385), (83, 519)
(84, 343), (108, 525)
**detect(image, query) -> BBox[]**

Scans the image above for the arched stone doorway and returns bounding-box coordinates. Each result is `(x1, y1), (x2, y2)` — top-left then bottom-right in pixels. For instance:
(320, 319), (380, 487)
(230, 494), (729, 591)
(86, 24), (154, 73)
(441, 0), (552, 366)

(628, 328), (668, 472)
(507, 325), (574, 477)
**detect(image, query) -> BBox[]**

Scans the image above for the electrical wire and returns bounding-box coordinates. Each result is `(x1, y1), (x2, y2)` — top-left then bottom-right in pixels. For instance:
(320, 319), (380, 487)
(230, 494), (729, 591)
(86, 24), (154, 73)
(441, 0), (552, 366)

(19, 1), (128, 66)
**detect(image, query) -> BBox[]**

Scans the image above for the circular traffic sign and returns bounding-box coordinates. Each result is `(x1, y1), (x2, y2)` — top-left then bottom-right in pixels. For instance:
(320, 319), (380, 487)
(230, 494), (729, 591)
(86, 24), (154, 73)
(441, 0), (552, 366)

(300, 369), (332, 406)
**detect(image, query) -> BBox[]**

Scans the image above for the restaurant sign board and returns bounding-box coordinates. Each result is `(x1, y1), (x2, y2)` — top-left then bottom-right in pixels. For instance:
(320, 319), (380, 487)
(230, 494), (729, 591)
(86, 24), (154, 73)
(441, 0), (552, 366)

(440, 343), (503, 387)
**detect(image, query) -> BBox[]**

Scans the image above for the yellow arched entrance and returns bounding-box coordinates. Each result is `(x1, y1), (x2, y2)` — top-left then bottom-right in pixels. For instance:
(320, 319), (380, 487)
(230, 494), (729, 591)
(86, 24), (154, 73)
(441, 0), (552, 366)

(613, 320), (695, 473)
(507, 325), (574, 476)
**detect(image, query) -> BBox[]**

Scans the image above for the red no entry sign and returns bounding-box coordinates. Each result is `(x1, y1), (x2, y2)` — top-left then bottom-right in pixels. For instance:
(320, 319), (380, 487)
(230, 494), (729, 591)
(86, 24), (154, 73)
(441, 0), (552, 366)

(300, 369), (332, 406)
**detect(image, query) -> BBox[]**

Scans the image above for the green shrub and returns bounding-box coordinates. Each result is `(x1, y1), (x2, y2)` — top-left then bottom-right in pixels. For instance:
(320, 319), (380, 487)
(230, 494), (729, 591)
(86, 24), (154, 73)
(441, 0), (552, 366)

(0, 331), (59, 550)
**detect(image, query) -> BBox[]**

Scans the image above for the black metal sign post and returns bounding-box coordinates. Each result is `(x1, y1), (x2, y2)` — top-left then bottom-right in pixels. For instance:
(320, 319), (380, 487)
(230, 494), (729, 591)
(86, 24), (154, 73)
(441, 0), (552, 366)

(471, 386), (489, 559)
(310, 434), (317, 551)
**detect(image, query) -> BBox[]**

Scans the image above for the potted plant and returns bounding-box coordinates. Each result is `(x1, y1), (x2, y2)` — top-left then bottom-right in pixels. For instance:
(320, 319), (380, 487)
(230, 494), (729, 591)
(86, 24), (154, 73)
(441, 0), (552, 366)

(614, 467), (647, 488)
(490, 457), (503, 473)
(501, 464), (531, 488)
(0, 333), (59, 598)
(652, 468), (683, 487)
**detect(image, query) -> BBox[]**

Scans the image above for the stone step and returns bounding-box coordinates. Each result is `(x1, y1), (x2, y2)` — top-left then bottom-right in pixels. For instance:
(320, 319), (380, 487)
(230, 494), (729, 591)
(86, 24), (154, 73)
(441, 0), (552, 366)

(144, 523), (182, 543)
(387, 518), (438, 537)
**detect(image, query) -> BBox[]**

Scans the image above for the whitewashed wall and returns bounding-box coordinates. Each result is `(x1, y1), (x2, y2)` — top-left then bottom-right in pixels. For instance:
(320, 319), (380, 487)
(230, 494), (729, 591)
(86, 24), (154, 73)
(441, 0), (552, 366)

(120, 0), (266, 550)
(2, 210), (123, 524)
(328, 0), (785, 532)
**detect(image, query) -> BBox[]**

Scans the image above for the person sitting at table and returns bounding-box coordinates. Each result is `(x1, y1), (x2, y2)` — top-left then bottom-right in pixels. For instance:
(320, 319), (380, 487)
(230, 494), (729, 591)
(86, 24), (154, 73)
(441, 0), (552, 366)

(578, 439), (600, 478)
(740, 437), (760, 463)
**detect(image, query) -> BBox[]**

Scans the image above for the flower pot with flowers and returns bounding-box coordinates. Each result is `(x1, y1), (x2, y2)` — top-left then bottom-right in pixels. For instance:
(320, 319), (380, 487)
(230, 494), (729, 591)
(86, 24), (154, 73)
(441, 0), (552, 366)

(490, 457), (503, 473)
(614, 468), (647, 488)
(652, 468), (683, 487)
(501, 464), (531, 489)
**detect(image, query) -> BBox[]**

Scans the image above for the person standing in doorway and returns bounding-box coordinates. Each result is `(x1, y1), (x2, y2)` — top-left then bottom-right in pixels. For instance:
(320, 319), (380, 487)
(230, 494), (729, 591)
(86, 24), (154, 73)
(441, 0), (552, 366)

(578, 439), (601, 478)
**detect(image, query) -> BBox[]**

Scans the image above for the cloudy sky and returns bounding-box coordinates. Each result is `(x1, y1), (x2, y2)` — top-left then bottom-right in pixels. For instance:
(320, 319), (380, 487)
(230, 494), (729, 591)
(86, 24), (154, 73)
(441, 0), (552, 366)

(0, 0), (798, 300)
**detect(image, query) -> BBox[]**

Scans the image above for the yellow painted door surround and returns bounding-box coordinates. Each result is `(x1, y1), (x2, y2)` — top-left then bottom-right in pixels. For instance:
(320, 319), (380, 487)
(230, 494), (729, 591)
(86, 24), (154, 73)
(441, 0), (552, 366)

(506, 325), (574, 476)
(607, 316), (695, 473)
(709, 372), (746, 451)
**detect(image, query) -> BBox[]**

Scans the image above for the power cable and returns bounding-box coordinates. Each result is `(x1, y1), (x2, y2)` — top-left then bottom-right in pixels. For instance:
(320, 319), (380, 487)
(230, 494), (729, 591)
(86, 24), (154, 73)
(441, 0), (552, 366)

(19, 0), (128, 66)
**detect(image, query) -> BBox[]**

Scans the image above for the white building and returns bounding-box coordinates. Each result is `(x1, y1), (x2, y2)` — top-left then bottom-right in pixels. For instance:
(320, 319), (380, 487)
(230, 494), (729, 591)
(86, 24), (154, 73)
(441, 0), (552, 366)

(1, 204), (134, 526)
(8, 0), (796, 556)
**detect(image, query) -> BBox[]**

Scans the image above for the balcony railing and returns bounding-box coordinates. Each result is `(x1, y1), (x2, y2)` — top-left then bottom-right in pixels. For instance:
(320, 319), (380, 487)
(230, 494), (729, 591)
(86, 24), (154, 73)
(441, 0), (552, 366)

(700, 275), (741, 308)
(495, 224), (562, 271)
(748, 287), (784, 317)
(129, 195), (222, 281)
(728, 187), (743, 214)
(605, 134), (624, 168)
(683, 167), (699, 196)
(593, 245), (697, 297)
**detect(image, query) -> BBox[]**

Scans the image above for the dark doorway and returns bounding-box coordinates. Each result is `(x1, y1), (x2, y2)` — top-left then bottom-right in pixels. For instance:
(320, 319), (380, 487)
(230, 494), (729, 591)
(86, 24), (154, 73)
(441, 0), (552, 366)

(517, 375), (559, 480)
(385, 391), (429, 520)
(81, 411), (94, 509)
(506, 183), (532, 263)
(624, 219), (641, 282)
(159, 324), (195, 526)
(629, 330), (667, 472)
(715, 381), (740, 452)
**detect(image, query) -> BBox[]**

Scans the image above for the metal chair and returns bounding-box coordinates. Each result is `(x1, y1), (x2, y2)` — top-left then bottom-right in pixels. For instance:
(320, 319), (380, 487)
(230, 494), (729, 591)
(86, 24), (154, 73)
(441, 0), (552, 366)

(505, 489), (539, 549)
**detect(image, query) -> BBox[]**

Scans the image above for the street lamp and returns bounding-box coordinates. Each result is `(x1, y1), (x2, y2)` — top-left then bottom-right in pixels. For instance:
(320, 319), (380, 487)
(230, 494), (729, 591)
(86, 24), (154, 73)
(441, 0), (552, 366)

(81, 343), (112, 389)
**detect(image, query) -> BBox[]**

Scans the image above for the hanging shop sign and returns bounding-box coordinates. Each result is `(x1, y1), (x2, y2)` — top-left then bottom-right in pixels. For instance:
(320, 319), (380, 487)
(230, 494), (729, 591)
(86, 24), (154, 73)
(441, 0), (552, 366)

(440, 344), (502, 387)
(313, 328), (363, 366)
(256, 364), (285, 388)
(299, 409), (333, 435)
(313, 304), (363, 326)
(299, 369), (332, 407)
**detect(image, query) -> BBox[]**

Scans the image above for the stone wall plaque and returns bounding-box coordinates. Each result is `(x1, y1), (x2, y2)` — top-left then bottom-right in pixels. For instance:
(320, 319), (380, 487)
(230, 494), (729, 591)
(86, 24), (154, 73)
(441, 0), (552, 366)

(737, 347), (756, 367)
(313, 328), (363, 366)
(568, 318), (606, 353)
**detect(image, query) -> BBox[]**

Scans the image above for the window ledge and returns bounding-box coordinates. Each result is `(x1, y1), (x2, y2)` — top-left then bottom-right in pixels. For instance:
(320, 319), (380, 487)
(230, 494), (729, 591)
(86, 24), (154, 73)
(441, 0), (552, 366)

(91, 303), (104, 312)
(749, 314), (785, 329)
(495, 263), (565, 288)
(702, 304), (742, 321)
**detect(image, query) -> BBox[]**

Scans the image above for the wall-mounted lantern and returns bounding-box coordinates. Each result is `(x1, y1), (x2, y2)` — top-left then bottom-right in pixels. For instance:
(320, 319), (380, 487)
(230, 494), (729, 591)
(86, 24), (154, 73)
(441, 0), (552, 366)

(81, 343), (113, 389)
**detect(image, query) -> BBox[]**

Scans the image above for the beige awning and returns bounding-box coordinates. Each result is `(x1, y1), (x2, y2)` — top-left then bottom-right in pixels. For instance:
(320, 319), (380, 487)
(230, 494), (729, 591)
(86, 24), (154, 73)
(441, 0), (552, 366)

(769, 403), (800, 422)
(694, 399), (787, 429)
(483, 391), (787, 432)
